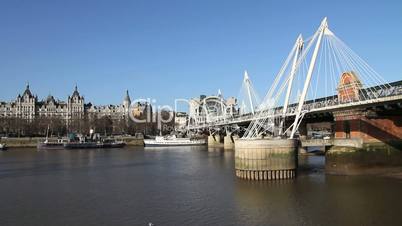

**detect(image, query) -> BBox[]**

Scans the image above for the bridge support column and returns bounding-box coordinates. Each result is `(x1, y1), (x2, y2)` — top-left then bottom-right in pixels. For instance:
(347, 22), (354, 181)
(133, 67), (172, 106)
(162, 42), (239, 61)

(298, 121), (308, 140)
(235, 139), (298, 180)
(326, 109), (402, 175)
(224, 134), (236, 150)
(208, 134), (223, 148)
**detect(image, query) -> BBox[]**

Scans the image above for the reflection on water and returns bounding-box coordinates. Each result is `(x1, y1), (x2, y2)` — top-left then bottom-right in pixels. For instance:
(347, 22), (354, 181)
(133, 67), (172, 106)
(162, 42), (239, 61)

(0, 147), (401, 226)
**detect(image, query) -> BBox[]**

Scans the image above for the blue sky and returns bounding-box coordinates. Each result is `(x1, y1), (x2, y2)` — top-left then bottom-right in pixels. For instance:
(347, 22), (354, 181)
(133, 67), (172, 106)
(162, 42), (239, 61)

(0, 0), (401, 107)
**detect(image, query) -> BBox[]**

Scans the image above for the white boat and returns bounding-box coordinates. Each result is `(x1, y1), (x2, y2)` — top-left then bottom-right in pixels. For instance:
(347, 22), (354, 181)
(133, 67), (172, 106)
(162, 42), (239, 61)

(0, 143), (7, 151)
(37, 138), (66, 150)
(144, 135), (206, 147)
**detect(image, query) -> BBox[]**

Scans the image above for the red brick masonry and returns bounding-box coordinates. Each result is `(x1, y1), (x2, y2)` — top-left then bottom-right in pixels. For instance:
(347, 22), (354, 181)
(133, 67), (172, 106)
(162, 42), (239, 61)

(334, 110), (402, 143)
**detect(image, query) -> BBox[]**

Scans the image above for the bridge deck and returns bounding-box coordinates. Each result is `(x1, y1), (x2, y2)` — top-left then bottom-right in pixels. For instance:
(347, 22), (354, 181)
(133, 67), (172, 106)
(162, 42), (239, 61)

(188, 89), (402, 130)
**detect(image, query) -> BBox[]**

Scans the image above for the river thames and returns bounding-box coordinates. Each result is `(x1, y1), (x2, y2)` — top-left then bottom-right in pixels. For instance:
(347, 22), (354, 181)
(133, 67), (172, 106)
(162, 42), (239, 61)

(1, 147), (402, 226)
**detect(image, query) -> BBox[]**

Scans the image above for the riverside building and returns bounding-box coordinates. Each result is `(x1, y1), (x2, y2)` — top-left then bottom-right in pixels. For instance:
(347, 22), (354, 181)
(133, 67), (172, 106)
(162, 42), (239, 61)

(0, 84), (133, 123)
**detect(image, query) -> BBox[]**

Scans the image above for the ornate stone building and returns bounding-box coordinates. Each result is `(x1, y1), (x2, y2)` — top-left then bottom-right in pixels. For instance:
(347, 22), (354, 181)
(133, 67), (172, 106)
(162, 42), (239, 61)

(0, 84), (133, 123)
(0, 84), (38, 120)
(37, 95), (68, 118)
(15, 84), (37, 119)
(68, 85), (85, 120)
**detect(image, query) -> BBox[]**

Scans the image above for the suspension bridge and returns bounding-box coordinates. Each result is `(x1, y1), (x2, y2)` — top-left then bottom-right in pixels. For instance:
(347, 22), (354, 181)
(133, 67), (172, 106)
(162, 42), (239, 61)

(188, 17), (402, 138)
(187, 18), (402, 180)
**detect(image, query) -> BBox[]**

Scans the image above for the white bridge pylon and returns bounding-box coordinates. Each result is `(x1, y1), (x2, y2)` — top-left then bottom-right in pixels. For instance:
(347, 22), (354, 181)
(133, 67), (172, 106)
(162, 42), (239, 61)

(238, 70), (261, 115)
(243, 17), (391, 139)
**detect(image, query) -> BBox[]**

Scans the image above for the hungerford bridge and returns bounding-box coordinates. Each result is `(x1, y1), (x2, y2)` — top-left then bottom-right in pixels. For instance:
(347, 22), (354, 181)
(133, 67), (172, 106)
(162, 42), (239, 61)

(187, 18), (402, 181)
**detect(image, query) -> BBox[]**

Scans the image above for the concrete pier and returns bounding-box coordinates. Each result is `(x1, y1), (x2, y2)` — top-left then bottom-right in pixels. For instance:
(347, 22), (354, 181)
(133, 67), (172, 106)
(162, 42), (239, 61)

(326, 139), (402, 175)
(224, 134), (235, 150)
(326, 108), (402, 175)
(235, 139), (298, 180)
(208, 135), (223, 148)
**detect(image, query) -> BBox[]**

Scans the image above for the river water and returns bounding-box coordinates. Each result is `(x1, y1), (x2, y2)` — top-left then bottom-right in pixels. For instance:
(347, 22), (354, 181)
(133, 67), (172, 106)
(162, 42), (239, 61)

(1, 147), (401, 226)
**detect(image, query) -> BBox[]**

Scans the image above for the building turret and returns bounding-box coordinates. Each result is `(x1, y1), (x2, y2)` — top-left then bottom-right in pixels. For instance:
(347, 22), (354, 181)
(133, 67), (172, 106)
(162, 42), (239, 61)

(22, 83), (33, 98)
(46, 94), (55, 104)
(72, 85), (80, 98)
(68, 85), (84, 120)
(15, 83), (36, 120)
(123, 90), (131, 109)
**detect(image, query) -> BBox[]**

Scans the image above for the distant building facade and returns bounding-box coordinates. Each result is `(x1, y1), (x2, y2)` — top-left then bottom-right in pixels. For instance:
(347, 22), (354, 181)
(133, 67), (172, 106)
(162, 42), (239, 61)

(87, 90), (132, 121)
(0, 84), (134, 123)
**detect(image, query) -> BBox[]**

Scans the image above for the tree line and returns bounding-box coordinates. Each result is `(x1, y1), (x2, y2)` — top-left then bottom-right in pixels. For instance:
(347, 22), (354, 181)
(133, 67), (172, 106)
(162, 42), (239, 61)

(0, 111), (175, 137)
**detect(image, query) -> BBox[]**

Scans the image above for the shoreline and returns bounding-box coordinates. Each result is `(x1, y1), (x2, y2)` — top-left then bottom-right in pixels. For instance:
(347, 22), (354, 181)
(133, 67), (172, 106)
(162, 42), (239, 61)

(325, 166), (402, 180)
(0, 136), (144, 147)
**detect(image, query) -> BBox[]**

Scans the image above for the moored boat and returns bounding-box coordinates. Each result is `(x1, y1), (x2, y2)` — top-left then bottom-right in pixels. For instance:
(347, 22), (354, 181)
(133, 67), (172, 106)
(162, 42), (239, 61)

(0, 143), (7, 151)
(63, 137), (126, 149)
(63, 141), (126, 149)
(63, 141), (100, 149)
(63, 132), (126, 149)
(37, 125), (66, 150)
(37, 138), (66, 150)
